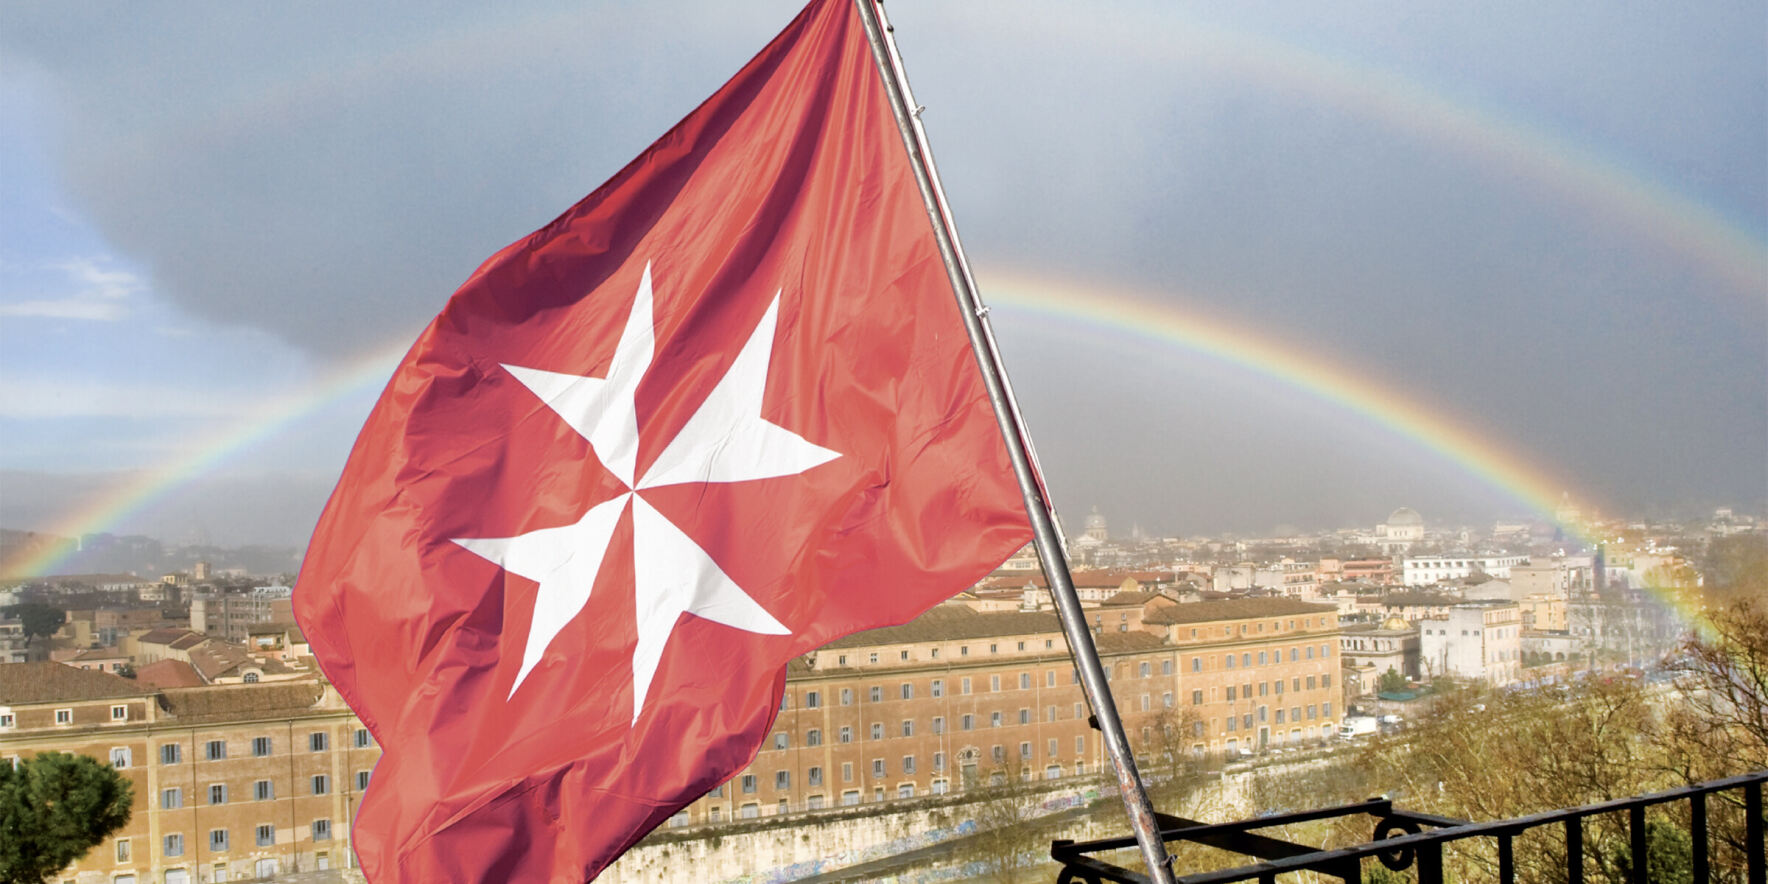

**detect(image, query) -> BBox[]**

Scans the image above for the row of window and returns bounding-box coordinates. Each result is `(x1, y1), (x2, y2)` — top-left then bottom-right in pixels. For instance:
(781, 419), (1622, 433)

(830, 638), (1064, 669)
(1189, 644), (1334, 673)
(145, 729), (372, 766)
(1190, 673), (1332, 706)
(1184, 617), (1334, 640)
(1202, 702), (1334, 735)
(158, 771), (370, 808)
(768, 699), (1099, 750)
(153, 820), (331, 858)
(733, 737), (1091, 795)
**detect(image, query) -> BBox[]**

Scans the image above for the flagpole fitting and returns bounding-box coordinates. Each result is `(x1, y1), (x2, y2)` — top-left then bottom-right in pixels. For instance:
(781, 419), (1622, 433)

(853, 2), (1179, 882)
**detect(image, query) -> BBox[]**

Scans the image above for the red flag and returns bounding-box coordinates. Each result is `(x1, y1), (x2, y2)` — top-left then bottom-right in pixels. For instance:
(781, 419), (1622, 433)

(293, 1), (1032, 879)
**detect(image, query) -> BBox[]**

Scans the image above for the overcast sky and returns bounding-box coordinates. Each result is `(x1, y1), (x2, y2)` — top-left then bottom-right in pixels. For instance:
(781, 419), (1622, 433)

(1, 1), (1763, 549)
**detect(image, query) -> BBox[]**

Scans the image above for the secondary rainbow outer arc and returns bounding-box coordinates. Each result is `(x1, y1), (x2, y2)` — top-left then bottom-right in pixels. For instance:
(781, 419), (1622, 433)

(117, 5), (1764, 304)
(0, 341), (409, 580)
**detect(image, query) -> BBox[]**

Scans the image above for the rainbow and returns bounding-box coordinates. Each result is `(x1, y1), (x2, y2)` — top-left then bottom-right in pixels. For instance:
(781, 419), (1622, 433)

(938, 4), (1766, 301)
(0, 339), (411, 580)
(982, 272), (1595, 536)
(126, 6), (1764, 304)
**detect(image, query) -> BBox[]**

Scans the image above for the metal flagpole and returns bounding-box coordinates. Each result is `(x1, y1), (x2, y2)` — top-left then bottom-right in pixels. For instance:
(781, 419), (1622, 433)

(853, 2), (1178, 881)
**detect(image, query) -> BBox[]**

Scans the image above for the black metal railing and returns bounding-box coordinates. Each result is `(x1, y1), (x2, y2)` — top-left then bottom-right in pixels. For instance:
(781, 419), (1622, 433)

(1052, 769), (1766, 884)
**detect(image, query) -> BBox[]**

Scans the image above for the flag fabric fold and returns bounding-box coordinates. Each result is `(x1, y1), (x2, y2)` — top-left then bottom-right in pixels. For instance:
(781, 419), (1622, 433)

(293, 0), (1033, 879)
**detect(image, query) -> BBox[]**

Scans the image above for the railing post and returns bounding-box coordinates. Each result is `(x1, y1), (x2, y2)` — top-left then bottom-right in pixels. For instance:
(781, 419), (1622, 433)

(1498, 831), (1515, 884)
(1566, 816), (1584, 884)
(1747, 780), (1764, 884)
(1416, 840), (1444, 884)
(1629, 804), (1648, 884)
(1690, 791), (1708, 884)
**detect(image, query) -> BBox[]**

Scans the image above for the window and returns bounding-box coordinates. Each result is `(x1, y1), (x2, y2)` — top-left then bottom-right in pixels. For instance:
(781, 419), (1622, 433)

(741, 803), (761, 818)
(310, 732), (329, 752)
(1019, 673), (1031, 690)
(1046, 705), (1057, 722)
(1307, 676), (1317, 690)
(1191, 657), (1201, 673)
(869, 686), (883, 703)
(111, 704), (128, 721)
(164, 833), (184, 857)
(839, 726), (853, 743)
(252, 737), (272, 757)
(990, 711), (1002, 728)
(842, 762), (854, 782)
(1019, 741), (1032, 759)
(1226, 716), (1237, 733)
(990, 675), (1001, 692)
(961, 714), (974, 731)
(1259, 682), (1269, 697)
(900, 650), (910, 661)
(1322, 674), (1332, 689)
(741, 774), (757, 794)
(775, 771), (790, 790)
(841, 791), (860, 806)
(109, 747), (131, 768)
(872, 759), (886, 777)
(1191, 690), (1203, 706)
(1076, 735), (1085, 754)
(161, 788), (183, 810)
(1018, 708), (1031, 724)
(1307, 646), (1315, 659)
(205, 740), (226, 761)
(1323, 702), (1333, 717)
(805, 691), (820, 708)
(253, 780), (273, 801)
(930, 647), (940, 659)
(901, 720), (914, 737)
(1162, 659), (1173, 675)
(311, 774), (330, 796)
(806, 728), (822, 746)
(1259, 651), (1269, 665)
(809, 766), (823, 786)
(990, 643), (998, 654)
(1139, 662), (1151, 678)
(55, 708), (72, 724)
(209, 829), (229, 851)
(870, 723), (884, 740)
(903, 755), (916, 774)
(900, 683), (913, 700)
(1276, 708), (1286, 724)
(1074, 702), (1084, 718)
(992, 745), (1005, 762)
(209, 784), (227, 805)
(772, 732), (788, 750)
(840, 688), (853, 706)
(931, 679), (944, 698)
(1164, 692), (1174, 708)
(1275, 680), (1284, 695)
(932, 716), (944, 735)
(353, 729), (373, 748)
(1292, 677), (1302, 692)
(934, 751), (946, 771)
(161, 743), (181, 765)
(356, 770), (371, 791)
(1225, 654), (1235, 670)
(116, 838), (131, 862)
(869, 653), (879, 664)
(961, 677), (972, 694)
(1308, 705), (1318, 720)
(1226, 686), (1237, 702)
(960, 645), (969, 656)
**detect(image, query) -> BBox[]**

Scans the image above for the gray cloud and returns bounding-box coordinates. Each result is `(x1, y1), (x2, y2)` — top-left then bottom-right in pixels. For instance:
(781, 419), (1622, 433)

(3, 0), (1762, 535)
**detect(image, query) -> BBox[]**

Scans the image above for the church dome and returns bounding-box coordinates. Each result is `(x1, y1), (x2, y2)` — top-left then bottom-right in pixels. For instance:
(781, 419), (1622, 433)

(1386, 507), (1423, 527)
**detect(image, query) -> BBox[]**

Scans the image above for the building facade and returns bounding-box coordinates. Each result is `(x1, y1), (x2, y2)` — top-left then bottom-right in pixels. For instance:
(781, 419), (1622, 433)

(1401, 554), (1530, 587)
(672, 599), (1344, 827)
(1419, 601), (1523, 685)
(1, 664), (379, 884)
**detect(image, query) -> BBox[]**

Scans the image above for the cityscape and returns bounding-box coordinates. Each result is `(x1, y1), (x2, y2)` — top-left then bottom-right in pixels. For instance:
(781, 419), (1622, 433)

(5, 500), (1762, 881)
(1, 1), (1763, 883)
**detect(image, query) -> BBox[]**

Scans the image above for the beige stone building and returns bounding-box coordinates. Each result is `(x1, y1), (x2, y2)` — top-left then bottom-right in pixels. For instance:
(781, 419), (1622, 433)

(1, 663), (380, 883)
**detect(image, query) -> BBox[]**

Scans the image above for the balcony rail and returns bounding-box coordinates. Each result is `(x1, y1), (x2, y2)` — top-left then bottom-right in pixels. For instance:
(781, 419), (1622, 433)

(1052, 769), (1766, 884)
